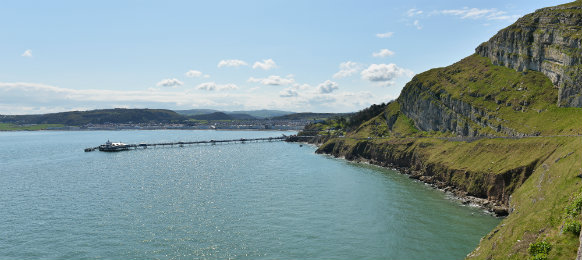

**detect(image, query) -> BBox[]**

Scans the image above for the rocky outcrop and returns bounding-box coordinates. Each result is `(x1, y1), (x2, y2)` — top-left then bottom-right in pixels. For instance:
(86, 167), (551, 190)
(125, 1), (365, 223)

(397, 76), (524, 137)
(316, 139), (539, 215)
(476, 1), (582, 107)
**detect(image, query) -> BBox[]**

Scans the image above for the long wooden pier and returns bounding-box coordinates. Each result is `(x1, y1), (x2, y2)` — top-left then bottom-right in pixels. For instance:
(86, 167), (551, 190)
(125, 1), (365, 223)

(84, 136), (297, 152)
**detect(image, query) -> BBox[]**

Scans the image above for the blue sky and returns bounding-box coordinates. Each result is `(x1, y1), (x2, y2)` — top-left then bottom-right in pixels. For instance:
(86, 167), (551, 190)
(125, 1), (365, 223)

(0, 0), (570, 114)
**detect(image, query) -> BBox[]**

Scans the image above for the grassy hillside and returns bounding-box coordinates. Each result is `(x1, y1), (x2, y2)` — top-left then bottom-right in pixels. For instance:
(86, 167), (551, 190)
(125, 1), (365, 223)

(229, 109), (294, 119)
(0, 123), (65, 131)
(0, 108), (187, 126)
(173, 109), (220, 116)
(316, 131), (581, 259)
(306, 1), (582, 258)
(307, 51), (582, 259)
(175, 109), (293, 119)
(468, 137), (582, 260)
(401, 54), (582, 136)
(272, 112), (349, 120)
(188, 112), (257, 120)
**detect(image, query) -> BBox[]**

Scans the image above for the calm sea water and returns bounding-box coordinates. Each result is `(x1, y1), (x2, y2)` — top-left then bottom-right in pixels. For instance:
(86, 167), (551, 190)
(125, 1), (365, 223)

(0, 130), (499, 260)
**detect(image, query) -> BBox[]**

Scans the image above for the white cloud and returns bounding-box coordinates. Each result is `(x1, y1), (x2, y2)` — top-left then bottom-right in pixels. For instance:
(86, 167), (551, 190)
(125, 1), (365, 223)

(0, 82), (223, 113)
(248, 75), (294, 86)
(407, 8), (423, 17)
(332, 61), (363, 79)
(21, 49), (32, 57)
(156, 78), (183, 87)
(440, 7), (519, 20)
(373, 49), (395, 58)
(376, 32), (394, 38)
(252, 59), (277, 70)
(279, 87), (299, 98)
(317, 80), (339, 94)
(413, 20), (422, 29)
(196, 82), (238, 91)
(185, 70), (204, 78)
(294, 83), (311, 90)
(361, 64), (413, 83)
(217, 59), (248, 68)
(0, 81), (397, 114)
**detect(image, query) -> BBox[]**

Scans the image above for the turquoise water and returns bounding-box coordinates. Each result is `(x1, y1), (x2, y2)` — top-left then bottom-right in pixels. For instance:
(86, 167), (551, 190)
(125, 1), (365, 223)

(0, 130), (500, 259)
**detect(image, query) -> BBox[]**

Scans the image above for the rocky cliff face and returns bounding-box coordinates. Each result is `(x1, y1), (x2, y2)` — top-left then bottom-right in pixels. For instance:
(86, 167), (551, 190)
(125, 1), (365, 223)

(476, 1), (582, 107)
(315, 138), (545, 215)
(395, 54), (553, 137)
(398, 75), (523, 137)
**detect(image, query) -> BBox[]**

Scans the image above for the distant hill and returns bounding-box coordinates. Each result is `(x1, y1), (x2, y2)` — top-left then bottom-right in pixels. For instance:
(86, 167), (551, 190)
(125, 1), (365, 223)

(228, 109), (293, 119)
(0, 108), (338, 126)
(227, 113), (257, 120)
(174, 109), (220, 116)
(0, 108), (186, 125)
(175, 109), (293, 119)
(272, 112), (349, 121)
(189, 112), (258, 120)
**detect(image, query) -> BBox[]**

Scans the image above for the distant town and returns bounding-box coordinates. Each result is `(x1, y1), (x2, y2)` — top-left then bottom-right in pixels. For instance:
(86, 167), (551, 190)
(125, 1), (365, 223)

(47, 119), (315, 131)
(0, 108), (339, 131)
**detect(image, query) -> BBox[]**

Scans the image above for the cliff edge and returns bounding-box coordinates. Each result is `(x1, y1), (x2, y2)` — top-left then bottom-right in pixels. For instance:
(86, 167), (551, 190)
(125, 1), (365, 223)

(307, 1), (582, 259)
(476, 0), (582, 107)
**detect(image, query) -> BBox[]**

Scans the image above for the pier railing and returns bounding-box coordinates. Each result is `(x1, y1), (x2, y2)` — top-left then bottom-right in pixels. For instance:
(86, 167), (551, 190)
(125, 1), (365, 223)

(84, 135), (314, 152)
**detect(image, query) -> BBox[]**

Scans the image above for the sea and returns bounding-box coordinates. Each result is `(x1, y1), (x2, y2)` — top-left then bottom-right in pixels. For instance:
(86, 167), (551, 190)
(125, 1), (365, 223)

(0, 130), (500, 260)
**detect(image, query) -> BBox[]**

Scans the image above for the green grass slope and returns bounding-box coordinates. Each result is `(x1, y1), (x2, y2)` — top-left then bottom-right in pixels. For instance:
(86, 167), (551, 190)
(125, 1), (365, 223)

(1, 108), (187, 126)
(468, 137), (582, 260)
(402, 54), (582, 136)
(314, 109), (582, 259)
(308, 50), (582, 259)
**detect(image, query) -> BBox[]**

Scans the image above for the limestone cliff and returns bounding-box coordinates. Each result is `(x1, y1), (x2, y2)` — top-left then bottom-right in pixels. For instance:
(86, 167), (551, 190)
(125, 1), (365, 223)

(397, 55), (557, 137)
(476, 1), (582, 107)
(306, 1), (582, 259)
(398, 1), (582, 137)
(398, 69), (524, 137)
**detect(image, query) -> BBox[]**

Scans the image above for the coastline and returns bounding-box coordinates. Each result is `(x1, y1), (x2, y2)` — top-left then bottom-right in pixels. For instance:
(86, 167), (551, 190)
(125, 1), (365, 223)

(0, 128), (301, 132)
(328, 148), (505, 216)
(299, 136), (512, 217)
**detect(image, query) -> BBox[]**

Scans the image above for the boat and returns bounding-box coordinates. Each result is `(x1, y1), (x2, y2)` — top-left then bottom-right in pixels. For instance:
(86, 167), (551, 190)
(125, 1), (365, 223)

(98, 140), (131, 152)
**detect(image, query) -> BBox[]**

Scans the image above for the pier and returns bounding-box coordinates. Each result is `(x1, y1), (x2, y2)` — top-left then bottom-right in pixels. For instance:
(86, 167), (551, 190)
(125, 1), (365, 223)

(84, 135), (311, 152)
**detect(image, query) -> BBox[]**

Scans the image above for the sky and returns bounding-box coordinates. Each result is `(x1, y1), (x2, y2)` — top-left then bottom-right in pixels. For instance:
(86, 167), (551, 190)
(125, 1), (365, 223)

(0, 0), (571, 115)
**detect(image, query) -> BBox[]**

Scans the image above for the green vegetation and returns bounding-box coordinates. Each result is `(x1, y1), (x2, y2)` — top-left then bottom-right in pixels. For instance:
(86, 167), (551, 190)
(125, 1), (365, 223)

(345, 103), (388, 130)
(272, 112), (349, 121)
(301, 102), (419, 138)
(189, 112), (240, 120)
(565, 193), (582, 217)
(563, 219), (581, 235)
(315, 125), (582, 259)
(0, 108), (306, 127)
(186, 119), (210, 125)
(404, 54), (582, 136)
(307, 1), (582, 259)
(562, 191), (582, 237)
(0, 123), (65, 131)
(308, 39), (582, 260)
(348, 102), (423, 139)
(528, 241), (552, 260)
(301, 116), (348, 136)
(0, 108), (186, 126)
(175, 109), (294, 119)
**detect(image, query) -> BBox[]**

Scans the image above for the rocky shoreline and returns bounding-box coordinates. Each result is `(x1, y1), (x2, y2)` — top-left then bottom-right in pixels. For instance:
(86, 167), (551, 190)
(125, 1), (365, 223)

(335, 155), (508, 217)
(298, 136), (510, 217)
